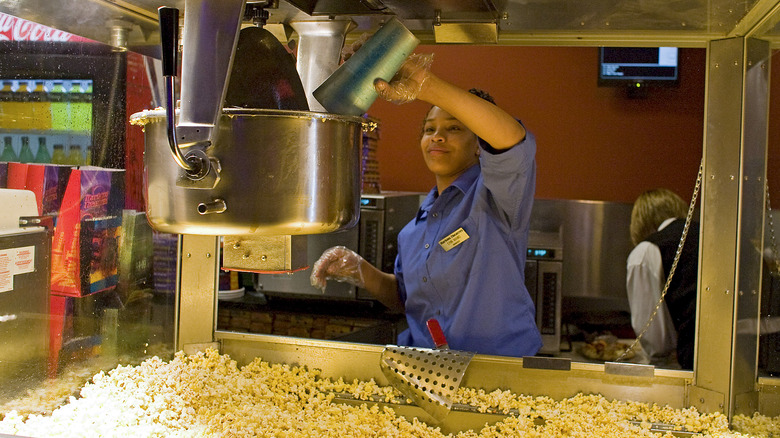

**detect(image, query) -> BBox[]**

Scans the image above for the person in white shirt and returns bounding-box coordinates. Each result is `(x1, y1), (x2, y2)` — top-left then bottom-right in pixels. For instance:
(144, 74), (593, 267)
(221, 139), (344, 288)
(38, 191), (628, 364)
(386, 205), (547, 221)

(626, 188), (698, 369)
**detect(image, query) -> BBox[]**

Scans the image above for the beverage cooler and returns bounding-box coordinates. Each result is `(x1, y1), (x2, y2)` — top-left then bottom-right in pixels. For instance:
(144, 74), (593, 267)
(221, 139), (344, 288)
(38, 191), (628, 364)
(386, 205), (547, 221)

(0, 41), (128, 169)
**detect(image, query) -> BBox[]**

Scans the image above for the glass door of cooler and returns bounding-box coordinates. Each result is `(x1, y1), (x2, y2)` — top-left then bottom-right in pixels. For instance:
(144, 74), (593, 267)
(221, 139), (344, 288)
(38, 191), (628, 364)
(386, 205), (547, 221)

(0, 78), (93, 166)
(0, 41), (128, 169)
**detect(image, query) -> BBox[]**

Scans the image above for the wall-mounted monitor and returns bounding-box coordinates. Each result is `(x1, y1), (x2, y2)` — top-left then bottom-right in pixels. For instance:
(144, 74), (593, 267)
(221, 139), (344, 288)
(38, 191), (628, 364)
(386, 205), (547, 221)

(598, 47), (679, 87)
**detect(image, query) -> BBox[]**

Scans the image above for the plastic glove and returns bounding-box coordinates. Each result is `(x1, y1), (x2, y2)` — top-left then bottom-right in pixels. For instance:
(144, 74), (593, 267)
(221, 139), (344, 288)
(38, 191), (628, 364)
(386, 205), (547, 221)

(374, 53), (434, 105)
(310, 246), (366, 292)
(340, 33), (370, 63)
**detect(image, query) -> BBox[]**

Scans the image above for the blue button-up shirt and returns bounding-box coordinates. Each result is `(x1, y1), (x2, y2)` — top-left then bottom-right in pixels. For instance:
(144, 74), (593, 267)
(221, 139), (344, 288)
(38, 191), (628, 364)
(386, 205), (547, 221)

(395, 132), (542, 357)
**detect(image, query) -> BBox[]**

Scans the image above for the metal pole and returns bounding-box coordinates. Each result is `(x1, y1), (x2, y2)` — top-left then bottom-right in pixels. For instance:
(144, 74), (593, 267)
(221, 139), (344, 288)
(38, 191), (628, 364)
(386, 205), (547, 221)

(693, 36), (769, 419)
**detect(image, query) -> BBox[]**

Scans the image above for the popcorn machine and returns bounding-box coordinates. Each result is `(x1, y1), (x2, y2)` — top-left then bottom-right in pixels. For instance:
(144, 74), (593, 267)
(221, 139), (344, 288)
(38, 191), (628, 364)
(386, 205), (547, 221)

(0, 0), (778, 433)
(136, 0), (780, 423)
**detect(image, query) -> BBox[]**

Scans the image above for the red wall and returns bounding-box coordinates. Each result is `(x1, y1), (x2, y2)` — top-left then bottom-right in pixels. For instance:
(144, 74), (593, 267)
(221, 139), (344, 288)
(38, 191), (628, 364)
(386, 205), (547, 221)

(368, 46), (780, 207)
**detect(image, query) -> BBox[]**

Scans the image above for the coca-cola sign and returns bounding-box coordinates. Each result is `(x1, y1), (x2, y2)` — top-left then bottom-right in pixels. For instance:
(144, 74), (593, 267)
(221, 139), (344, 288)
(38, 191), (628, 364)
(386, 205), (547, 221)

(0, 12), (91, 42)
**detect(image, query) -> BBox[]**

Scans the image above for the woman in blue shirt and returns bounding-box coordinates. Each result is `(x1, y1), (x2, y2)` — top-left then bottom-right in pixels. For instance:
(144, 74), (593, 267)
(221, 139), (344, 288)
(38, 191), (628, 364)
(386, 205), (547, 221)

(311, 53), (543, 357)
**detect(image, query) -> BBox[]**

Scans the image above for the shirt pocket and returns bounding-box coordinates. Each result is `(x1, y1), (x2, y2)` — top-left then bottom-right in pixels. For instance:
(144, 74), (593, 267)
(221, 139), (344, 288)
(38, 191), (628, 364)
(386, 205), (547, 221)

(432, 217), (478, 295)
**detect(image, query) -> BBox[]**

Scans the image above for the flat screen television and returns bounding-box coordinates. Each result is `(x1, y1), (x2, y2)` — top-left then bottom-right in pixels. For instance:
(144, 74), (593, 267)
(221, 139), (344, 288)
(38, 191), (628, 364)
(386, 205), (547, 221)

(598, 47), (679, 87)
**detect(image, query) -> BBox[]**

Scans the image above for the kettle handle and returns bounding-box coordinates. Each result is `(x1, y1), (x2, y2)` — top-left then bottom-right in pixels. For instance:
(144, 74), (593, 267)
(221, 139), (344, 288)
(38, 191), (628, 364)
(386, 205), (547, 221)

(158, 7), (178, 77)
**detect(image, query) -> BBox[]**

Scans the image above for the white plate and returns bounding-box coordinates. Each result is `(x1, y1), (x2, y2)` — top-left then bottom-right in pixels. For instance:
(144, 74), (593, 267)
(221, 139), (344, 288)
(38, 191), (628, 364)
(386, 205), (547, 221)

(218, 287), (245, 301)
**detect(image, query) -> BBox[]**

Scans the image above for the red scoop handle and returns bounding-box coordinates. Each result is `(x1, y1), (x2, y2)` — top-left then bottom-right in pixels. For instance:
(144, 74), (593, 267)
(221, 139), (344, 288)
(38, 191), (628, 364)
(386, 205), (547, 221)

(426, 318), (449, 349)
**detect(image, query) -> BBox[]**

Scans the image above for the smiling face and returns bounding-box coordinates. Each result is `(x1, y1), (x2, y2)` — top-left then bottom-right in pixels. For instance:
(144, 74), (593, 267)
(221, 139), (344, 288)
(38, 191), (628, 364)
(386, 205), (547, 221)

(420, 106), (481, 192)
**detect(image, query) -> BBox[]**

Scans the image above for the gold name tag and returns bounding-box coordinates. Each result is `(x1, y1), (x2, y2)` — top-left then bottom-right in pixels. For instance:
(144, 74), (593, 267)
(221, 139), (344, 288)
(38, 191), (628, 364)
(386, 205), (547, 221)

(439, 227), (470, 252)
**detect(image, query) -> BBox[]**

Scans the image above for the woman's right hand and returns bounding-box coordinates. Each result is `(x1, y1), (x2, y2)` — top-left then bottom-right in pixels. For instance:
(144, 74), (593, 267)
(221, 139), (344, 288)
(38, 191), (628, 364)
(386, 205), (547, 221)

(310, 246), (366, 292)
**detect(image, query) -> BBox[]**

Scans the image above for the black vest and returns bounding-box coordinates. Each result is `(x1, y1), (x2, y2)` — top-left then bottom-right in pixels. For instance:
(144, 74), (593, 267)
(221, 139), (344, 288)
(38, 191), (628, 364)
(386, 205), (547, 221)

(644, 219), (699, 369)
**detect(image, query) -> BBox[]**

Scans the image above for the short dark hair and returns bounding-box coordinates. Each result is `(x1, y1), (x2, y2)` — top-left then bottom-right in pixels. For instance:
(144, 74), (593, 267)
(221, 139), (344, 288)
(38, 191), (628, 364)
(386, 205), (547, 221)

(468, 88), (496, 105)
(419, 88), (496, 139)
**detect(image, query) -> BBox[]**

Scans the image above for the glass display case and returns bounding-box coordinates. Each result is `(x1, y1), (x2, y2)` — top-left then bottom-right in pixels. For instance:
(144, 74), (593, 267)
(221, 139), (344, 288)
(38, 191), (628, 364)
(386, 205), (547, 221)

(0, 12), (178, 421)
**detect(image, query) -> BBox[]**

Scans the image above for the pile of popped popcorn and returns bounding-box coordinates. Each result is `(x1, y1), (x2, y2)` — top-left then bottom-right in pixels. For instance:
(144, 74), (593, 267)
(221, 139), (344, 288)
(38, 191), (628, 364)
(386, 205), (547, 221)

(0, 349), (777, 437)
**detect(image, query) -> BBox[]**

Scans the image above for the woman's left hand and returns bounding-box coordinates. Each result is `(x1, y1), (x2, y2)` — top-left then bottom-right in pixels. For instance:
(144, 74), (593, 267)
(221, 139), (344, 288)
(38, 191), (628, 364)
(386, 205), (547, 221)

(310, 246), (366, 292)
(374, 53), (434, 105)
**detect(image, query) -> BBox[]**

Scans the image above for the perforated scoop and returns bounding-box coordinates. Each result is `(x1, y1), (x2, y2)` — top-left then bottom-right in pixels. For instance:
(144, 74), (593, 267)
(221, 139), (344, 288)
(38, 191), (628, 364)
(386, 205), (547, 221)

(380, 319), (474, 422)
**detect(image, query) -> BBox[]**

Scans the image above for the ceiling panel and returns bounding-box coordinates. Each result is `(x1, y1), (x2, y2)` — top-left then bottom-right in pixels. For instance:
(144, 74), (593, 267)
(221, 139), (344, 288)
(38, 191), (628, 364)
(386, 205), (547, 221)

(0, 0), (777, 51)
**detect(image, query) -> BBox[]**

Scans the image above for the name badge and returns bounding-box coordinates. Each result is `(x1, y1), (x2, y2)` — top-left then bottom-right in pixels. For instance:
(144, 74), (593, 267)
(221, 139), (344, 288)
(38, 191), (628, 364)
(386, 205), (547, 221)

(439, 227), (470, 252)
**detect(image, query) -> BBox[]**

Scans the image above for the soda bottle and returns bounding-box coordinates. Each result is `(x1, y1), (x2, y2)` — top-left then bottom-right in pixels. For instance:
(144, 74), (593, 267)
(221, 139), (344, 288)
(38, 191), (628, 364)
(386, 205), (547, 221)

(18, 136), (35, 163)
(0, 81), (13, 128)
(51, 144), (67, 164)
(66, 144), (83, 166)
(34, 137), (52, 163)
(83, 144), (92, 166)
(30, 81), (52, 131)
(0, 136), (17, 162)
(49, 81), (71, 131)
(12, 81), (34, 131)
(70, 81), (92, 134)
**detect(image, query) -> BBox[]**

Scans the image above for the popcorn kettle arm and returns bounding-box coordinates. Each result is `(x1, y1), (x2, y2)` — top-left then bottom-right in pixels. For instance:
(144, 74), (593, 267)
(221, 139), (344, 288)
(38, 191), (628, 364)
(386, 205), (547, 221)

(157, 6), (209, 179)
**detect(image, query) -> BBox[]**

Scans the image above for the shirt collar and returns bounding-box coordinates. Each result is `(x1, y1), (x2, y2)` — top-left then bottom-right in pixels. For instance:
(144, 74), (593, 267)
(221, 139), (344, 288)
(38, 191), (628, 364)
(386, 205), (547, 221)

(658, 217), (677, 231)
(415, 164), (480, 224)
(448, 163), (480, 195)
(416, 189), (436, 223)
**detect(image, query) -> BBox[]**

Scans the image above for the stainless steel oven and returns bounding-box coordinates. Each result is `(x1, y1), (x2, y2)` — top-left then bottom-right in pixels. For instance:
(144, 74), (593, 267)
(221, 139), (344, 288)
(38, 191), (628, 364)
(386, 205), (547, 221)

(355, 193), (422, 299)
(524, 231), (563, 355)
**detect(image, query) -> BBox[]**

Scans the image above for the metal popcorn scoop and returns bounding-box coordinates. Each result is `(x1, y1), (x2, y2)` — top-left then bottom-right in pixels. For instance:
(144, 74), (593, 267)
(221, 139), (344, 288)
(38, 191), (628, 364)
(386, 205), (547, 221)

(379, 319), (475, 422)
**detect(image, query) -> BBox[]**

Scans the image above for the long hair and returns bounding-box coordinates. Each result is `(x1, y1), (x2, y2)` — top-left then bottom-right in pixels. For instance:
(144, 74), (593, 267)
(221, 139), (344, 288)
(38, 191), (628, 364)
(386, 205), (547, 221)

(630, 188), (687, 246)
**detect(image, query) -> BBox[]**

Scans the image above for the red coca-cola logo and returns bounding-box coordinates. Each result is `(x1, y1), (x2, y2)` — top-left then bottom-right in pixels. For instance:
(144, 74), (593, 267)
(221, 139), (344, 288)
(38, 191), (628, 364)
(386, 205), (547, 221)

(0, 12), (89, 42)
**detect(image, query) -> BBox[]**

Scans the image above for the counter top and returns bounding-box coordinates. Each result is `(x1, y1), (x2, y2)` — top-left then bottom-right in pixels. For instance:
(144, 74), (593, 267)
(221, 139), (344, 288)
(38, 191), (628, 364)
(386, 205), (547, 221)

(217, 291), (686, 370)
(217, 289), (406, 345)
(219, 289), (402, 320)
